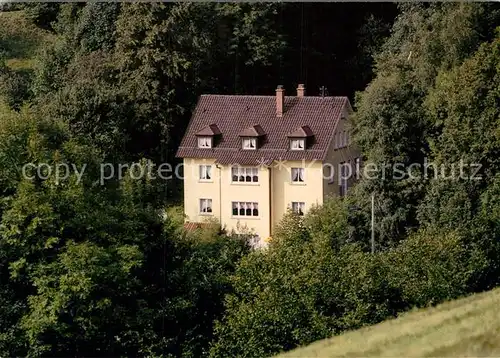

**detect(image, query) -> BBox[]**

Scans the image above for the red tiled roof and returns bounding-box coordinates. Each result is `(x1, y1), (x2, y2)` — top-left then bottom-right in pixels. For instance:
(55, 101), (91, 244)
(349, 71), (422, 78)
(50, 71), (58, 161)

(183, 222), (212, 231)
(176, 95), (348, 165)
(288, 125), (314, 138)
(239, 124), (265, 137)
(196, 124), (221, 136)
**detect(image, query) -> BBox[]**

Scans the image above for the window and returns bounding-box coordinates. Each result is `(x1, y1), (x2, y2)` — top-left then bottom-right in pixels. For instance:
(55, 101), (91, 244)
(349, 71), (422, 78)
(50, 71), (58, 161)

(291, 202), (305, 216)
(199, 165), (212, 181)
(231, 167), (258, 183)
(291, 168), (305, 183)
(355, 157), (361, 179)
(232, 202), (259, 217)
(344, 131), (349, 146)
(325, 164), (334, 183)
(197, 136), (212, 148)
(339, 162), (348, 196)
(242, 138), (257, 150)
(199, 199), (212, 214)
(290, 138), (305, 150)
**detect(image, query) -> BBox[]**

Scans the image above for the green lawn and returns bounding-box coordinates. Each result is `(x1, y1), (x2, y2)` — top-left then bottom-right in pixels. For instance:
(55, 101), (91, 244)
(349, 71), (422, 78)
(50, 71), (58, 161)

(0, 10), (55, 70)
(276, 288), (500, 357)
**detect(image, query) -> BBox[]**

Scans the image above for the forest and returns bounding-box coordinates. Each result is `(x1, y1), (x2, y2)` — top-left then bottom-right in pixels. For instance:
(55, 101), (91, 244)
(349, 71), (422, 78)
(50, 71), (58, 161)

(0, 2), (500, 357)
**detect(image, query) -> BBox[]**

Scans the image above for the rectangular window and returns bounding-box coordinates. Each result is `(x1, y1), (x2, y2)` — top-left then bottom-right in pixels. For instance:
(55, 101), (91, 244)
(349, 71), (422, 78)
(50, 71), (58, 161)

(231, 166), (258, 183)
(232, 201), (259, 217)
(355, 157), (361, 179)
(290, 139), (305, 150)
(197, 136), (212, 148)
(242, 138), (257, 150)
(199, 165), (212, 181)
(199, 198), (212, 214)
(291, 202), (305, 216)
(291, 167), (305, 183)
(339, 162), (348, 196)
(344, 131), (349, 146)
(325, 164), (334, 184)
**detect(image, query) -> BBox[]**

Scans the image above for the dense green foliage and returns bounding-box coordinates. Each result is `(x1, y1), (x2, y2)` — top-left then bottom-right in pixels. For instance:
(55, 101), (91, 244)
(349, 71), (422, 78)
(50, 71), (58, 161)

(210, 211), (487, 357)
(29, 3), (287, 167)
(1, 3), (500, 358)
(0, 105), (250, 356)
(211, 3), (500, 357)
(351, 3), (500, 246)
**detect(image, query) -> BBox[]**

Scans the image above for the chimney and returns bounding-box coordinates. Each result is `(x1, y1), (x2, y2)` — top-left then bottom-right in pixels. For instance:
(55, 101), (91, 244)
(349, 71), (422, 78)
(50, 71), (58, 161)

(297, 84), (305, 97)
(276, 85), (284, 117)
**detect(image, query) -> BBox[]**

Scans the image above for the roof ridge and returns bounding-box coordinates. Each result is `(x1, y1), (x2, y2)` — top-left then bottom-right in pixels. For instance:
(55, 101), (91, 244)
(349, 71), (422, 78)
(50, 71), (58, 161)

(177, 93), (349, 163)
(200, 94), (348, 99)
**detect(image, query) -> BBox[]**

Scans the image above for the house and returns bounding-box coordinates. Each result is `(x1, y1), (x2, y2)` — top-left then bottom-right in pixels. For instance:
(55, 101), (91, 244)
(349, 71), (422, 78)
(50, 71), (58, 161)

(176, 84), (360, 244)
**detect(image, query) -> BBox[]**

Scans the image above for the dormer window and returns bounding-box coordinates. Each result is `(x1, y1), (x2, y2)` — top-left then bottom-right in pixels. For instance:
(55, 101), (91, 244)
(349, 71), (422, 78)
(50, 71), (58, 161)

(196, 124), (222, 148)
(239, 125), (265, 150)
(290, 138), (305, 150)
(198, 136), (212, 148)
(195, 124), (220, 149)
(242, 137), (257, 150)
(287, 126), (313, 151)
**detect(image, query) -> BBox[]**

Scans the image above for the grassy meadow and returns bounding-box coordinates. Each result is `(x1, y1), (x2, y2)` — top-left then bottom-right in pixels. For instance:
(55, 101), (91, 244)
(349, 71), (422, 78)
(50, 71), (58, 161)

(276, 288), (500, 357)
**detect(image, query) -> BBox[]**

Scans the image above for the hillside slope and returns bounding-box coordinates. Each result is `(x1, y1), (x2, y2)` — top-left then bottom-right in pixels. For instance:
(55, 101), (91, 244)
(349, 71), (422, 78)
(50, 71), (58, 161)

(276, 288), (500, 357)
(0, 10), (54, 70)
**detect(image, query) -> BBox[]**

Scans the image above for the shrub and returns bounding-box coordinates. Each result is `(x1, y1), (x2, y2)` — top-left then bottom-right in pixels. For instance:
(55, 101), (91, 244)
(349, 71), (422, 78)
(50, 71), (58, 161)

(167, 229), (250, 357)
(210, 210), (397, 358)
(0, 68), (33, 110)
(386, 228), (487, 308)
(210, 207), (492, 358)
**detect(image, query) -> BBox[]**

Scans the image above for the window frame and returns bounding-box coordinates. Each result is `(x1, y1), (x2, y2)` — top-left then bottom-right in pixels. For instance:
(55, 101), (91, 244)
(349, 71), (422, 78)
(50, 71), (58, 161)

(242, 137), (257, 150)
(231, 201), (259, 217)
(339, 162), (348, 196)
(231, 166), (259, 183)
(199, 198), (213, 214)
(291, 167), (305, 183)
(355, 157), (361, 179)
(325, 164), (335, 184)
(291, 201), (305, 216)
(197, 136), (212, 149)
(290, 138), (305, 151)
(199, 164), (213, 181)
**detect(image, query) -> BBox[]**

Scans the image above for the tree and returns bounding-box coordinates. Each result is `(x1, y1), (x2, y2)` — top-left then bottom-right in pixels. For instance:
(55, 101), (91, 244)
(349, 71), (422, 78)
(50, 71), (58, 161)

(211, 204), (486, 358)
(0, 105), (248, 356)
(30, 3), (285, 166)
(23, 3), (61, 31)
(350, 3), (500, 247)
(417, 32), (500, 290)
